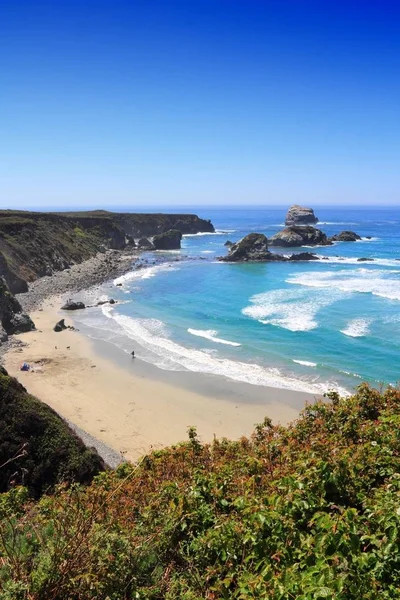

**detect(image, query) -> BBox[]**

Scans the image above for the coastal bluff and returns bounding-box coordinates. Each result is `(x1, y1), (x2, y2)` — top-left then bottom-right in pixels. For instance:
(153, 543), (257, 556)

(0, 210), (214, 292)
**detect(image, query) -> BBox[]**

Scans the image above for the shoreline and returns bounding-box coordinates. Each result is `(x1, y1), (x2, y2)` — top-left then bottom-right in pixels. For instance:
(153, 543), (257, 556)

(3, 300), (316, 463)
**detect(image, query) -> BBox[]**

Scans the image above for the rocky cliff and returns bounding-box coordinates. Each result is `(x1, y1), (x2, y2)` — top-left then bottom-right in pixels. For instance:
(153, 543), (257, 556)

(0, 210), (214, 292)
(0, 278), (35, 341)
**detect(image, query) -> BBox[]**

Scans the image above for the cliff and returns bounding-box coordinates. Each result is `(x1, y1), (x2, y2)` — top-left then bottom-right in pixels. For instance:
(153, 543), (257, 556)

(0, 210), (214, 292)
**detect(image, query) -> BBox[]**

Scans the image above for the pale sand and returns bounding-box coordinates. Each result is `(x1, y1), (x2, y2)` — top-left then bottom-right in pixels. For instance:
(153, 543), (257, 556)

(4, 301), (304, 463)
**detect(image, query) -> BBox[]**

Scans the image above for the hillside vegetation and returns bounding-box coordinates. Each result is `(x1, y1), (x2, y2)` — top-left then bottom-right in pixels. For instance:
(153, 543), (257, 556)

(0, 368), (104, 498)
(1, 384), (400, 599)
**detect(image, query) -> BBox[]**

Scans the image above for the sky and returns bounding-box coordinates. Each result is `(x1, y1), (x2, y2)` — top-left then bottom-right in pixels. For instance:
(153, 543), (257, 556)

(0, 0), (399, 208)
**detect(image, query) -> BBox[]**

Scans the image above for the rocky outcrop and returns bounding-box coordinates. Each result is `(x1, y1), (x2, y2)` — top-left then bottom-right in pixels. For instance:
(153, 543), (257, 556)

(0, 278), (35, 341)
(137, 237), (155, 250)
(110, 213), (215, 237)
(269, 226), (331, 247)
(285, 205), (318, 226)
(152, 229), (183, 250)
(220, 234), (285, 262)
(224, 240), (233, 247)
(0, 210), (215, 292)
(288, 252), (319, 261)
(61, 300), (86, 311)
(329, 231), (361, 242)
(54, 319), (67, 332)
(220, 234), (323, 263)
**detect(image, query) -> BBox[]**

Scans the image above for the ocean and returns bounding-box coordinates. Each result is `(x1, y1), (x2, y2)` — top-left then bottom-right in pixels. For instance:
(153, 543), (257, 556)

(72, 206), (400, 396)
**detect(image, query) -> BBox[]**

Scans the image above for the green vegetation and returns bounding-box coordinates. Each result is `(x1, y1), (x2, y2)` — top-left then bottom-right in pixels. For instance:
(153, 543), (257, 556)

(0, 369), (105, 498)
(2, 384), (400, 598)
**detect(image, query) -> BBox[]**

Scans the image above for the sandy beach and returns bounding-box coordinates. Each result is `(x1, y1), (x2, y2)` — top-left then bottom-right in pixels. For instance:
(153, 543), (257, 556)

(3, 300), (316, 463)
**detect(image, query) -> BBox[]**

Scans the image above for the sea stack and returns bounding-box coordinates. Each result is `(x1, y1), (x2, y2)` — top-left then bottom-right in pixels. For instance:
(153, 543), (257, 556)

(269, 225), (331, 247)
(285, 204), (318, 226)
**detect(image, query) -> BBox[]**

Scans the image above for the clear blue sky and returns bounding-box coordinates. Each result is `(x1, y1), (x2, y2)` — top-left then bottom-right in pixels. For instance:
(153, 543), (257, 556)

(0, 0), (399, 208)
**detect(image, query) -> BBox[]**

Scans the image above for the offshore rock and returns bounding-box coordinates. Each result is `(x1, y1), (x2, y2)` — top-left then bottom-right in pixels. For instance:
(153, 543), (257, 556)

(329, 230), (362, 242)
(269, 226), (331, 247)
(288, 252), (320, 261)
(224, 240), (233, 247)
(220, 233), (286, 262)
(285, 204), (319, 226)
(152, 229), (183, 250)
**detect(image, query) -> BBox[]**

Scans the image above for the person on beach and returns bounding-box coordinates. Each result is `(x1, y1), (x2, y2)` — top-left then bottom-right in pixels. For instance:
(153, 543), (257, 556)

(131, 351), (135, 358)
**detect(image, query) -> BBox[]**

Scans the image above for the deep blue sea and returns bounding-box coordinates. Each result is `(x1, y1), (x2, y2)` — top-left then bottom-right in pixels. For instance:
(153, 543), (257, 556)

(73, 206), (400, 395)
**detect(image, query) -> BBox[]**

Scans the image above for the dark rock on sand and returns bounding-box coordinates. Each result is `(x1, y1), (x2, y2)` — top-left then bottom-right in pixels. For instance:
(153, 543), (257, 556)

(54, 319), (67, 332)
(7, 313), (35, 335)
(269, 226), (331, 247)
(137, 237), (155, 250)
(285, 204), (319, 226)
(152, 229), (183, 250)
(329, 230), (362, 242)
(61, 300), (86, 311)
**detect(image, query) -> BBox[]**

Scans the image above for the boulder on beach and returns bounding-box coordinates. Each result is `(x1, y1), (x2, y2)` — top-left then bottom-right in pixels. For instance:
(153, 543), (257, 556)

(152, 229), (183, 250)
(285, 204), (319, 226)
(137, 237), (155, 250)
(61, 300), (86, 311)
(329, 230), (362, 242)
(269, 226), (331, 247)
(54, 319), (67, 332)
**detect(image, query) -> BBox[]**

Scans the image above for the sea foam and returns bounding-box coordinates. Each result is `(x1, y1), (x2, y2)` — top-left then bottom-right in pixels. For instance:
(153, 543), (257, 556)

(340, 318), (371, 338)
(114, 263), (180, 286)
(188, 328), (241, 346)
(242, 288), (342, 332)
(287, 268), (400, 301)
(100, 306), (343, 394)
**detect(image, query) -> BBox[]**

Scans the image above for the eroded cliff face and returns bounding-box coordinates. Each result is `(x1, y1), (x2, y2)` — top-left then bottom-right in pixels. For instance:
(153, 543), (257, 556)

(0, 210), (214, 292)
(0, 278), (35, 340)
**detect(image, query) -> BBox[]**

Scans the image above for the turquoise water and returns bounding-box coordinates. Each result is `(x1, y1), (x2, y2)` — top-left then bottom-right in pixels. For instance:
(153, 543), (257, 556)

(74, 207), (400, 395)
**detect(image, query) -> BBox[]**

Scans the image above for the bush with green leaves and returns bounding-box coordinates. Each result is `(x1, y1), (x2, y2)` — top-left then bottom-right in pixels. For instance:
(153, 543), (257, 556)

(0, 369), (105, 498)
(2, 383), (400, 598)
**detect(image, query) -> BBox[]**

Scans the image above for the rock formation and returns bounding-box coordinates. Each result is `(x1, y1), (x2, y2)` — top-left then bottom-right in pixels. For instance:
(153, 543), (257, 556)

(285, 205), (319, 226)
(61, 300), (86, 310)
(0, 278), (35, 341)
(0, 210), (215, 291)
(269, 226), (331, 247)
(137, 237), (155, 250)
(152, 229), (183, 250)
(220, 233), (323, 263)
(329, 231), (362, 242)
